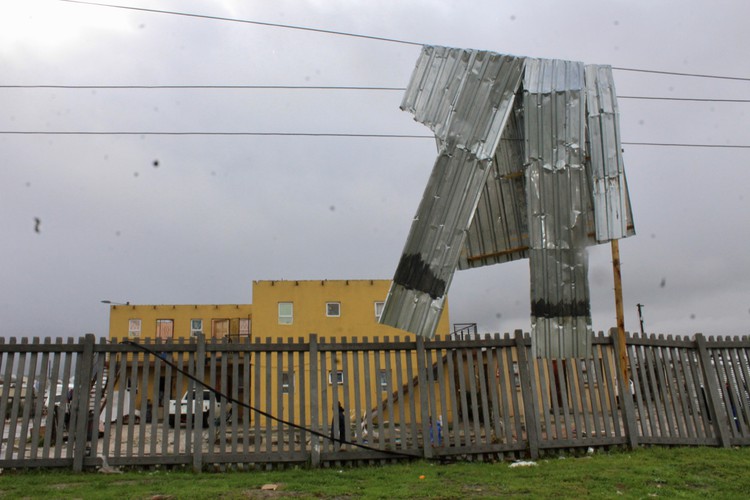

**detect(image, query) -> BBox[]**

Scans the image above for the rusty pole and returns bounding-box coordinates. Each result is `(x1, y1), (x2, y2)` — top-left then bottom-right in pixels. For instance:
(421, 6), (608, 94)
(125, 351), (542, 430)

(611, 239), (630, 381)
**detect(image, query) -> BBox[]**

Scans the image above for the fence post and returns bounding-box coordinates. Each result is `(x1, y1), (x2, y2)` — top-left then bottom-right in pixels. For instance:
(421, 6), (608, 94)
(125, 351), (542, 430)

(309, 334), (321, 467)
(416, 336), (433, 459)
(514, 330), (539, 460)
(610, 328), (638, 449)
(193, 334), (206, 472)
(72, 334), (95, 472)
(695, 333), (731, 448)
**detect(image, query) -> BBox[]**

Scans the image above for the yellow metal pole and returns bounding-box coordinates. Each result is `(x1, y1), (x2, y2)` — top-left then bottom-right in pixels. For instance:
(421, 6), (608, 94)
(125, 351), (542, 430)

(611, 239), (630, 381)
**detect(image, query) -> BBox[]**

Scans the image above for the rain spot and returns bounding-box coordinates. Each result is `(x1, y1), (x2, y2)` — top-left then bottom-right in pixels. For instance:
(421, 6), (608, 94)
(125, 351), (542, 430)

(495, 312), (502, 319)
(510, 15), (516, 21)
(638, 120), (645, 126)
(115, 230), (121, 237)
(659, 278), (666, 288)
(329, 205), (336, 212)
(690, 314), (696, 320)
(134, 172), (139, 177)
(613, 20), (620, 26)
(153, 160), (159, 167)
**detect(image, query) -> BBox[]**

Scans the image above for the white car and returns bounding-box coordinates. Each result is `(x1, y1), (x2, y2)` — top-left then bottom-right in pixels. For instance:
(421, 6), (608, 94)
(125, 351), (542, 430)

(167, 389), (221, 428)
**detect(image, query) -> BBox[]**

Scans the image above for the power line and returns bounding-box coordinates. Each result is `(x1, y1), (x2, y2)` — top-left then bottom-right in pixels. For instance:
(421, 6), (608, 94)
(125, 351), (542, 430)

(621, 141), (750, 149)
(0, 130), (434, 139)
(57, 1), (750, 83)
(0, 84), (406, 91)
(612, 66), (750, 82)
(59, 0), (423, 47)
(2, 130), (749, 148)
(3, 84), (748, 104)
(619, 96), (750, 104)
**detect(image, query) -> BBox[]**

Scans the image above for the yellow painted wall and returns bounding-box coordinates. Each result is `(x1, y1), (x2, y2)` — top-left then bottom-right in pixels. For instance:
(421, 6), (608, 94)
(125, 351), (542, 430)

(107, 304), (252, 341)
(251, 279), (450, 425)
(251, 279), (450, 341)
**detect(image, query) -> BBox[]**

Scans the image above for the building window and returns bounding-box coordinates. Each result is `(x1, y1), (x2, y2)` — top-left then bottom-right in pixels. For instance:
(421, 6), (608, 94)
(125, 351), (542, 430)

(212, 319), (229, 339)
(326, 302), (341, 317)
(156, 319), (174, 341)
(379, 370), (389, 391)
(328, 370), (344, 385)
(374, 301), (384, 322)
(239, 318), (251, 338)
(128, 319), (141, 339)
(281, 372), (294, 394)
(278, 302), (293, 325)
(190, 319), (203, 337)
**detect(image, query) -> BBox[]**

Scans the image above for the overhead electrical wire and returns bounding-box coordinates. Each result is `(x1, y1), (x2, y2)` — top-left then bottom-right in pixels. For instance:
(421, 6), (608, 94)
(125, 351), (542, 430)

(1, 84), (749, 104)
(0, 131), (434, 139)
(4, 0), (742, 149)
(0, 85), (406, 91)
(57, 0), (750, 83)
(618, 96), (750, 103)
(59, 0), (423, 47)
(612, 67), (750, 82)
(1, 129), (748, 149)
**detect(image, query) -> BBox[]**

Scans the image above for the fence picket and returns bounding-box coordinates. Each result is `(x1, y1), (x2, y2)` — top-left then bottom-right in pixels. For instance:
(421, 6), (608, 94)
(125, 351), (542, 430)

(485, 337), (504, 450)
(434, 341), (450, 453)
(43, 339), (64, 459)
(591, 343), (612, 439)
(404, 341), (419, 452)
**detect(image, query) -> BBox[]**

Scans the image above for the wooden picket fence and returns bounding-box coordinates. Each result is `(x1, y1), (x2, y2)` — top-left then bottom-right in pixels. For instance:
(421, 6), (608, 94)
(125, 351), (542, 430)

(1, 331), (748, 472)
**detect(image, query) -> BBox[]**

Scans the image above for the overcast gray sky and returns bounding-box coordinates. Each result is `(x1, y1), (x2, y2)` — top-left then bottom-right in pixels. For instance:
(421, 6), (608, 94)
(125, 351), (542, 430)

(2, 0), (749, 340)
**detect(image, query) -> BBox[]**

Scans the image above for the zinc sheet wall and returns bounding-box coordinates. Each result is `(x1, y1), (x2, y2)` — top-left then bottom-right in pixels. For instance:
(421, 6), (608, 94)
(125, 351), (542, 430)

(381, 46), (524, 338)
(523, 58), (593, 358)
(585, 65), (635, 242)
(459, 101), (529, 269)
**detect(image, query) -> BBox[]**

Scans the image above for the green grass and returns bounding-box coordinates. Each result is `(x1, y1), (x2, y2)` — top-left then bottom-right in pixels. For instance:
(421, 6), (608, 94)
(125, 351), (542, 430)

(1, 447), (750, 499)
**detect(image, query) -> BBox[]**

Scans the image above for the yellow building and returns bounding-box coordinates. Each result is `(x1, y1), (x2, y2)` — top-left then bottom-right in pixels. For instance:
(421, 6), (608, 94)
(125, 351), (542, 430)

(107, 304), (252, 341)
(105, 279), (451, 425)
(106, 279), (450, 342)
(251, 279), (445, 340)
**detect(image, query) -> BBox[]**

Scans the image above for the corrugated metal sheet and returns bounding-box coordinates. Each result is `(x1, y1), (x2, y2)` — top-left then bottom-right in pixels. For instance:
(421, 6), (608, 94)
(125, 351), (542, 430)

(401, 46), (524, 159)
(383, 46), (635, 352)
(524, 58), (592, 358)
(585, 65), (635, 242)
(459, 101), (529, 269)
(380, 47), (524, 338)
